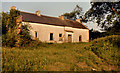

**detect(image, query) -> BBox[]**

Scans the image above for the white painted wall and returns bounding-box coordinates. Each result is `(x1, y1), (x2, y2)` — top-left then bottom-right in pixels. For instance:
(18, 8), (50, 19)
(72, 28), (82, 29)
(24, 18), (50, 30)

(22, 22), (89, 43)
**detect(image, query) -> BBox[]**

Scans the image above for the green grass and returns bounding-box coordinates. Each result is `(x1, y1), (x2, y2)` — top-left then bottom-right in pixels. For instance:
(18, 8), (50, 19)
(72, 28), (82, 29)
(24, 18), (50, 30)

(2, 35), (120, 71)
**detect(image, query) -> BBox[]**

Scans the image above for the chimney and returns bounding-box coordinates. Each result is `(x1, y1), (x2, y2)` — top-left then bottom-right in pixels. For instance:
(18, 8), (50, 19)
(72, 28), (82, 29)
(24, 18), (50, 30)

(76, 18), (81, 23)
(59, 15), (64, 20)
(11, 6), (16, 10)
(35, 10), (41, 16)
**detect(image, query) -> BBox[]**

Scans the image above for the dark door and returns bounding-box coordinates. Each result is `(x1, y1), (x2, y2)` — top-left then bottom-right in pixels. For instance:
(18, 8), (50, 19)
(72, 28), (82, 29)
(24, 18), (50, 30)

(50, 33), (53, 40)
(79, 35), (82, 42)
(35, 31), (37, 40)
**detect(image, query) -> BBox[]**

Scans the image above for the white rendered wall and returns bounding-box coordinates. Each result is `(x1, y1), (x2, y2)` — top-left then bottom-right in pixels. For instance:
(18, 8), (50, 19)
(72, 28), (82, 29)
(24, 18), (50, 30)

(22, 22), (89, 43)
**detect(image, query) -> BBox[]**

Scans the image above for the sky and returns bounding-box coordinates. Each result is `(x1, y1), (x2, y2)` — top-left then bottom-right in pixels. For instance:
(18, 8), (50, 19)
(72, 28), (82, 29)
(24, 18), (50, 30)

(0, 0), (102, 31)
(2, 2), (91, 17)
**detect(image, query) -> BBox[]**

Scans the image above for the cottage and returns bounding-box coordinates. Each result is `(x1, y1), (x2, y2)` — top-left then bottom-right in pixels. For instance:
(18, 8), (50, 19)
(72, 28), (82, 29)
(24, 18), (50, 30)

(13, 6), (89, 43)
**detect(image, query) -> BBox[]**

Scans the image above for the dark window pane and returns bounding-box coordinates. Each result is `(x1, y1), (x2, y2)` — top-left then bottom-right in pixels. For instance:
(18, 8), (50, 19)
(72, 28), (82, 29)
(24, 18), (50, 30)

(59, 34), (62, 37)
(59, 34), (62, 41)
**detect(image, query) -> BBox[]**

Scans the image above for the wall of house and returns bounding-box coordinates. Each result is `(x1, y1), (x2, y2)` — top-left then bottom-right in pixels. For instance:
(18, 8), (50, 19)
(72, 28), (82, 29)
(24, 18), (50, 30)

(22, 22), (89, 43)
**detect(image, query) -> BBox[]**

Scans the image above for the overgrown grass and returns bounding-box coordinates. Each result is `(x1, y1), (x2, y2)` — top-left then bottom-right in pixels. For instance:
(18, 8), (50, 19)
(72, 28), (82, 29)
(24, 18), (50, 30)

(84, 35), (120, 71)
(2, 35), (120, 71)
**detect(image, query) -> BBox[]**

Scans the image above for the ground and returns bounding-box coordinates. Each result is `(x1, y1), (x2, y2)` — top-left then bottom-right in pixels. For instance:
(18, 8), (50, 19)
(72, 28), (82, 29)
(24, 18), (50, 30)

(2, 35), (120, 71)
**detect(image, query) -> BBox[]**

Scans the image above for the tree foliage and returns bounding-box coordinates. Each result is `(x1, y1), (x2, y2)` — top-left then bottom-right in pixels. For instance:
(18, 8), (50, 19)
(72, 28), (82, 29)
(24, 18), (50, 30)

(63, 5), (83, 21)
(0, 13), (2, 35)
(89, 29), (109, 40)
(84, 2), (120, 34)
(2, 9), (31, 47)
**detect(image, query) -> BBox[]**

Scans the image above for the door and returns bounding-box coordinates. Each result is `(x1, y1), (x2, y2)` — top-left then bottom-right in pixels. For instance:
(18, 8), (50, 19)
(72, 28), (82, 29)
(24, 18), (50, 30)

(35, 31), (37, 40)
(79, 35), (82, 42)
(68, 34), (72, 42)
(50, 33), (53, 41)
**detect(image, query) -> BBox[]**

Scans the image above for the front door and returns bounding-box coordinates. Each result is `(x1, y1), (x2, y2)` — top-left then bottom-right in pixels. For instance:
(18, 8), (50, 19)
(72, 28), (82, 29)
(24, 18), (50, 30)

(79, 35), (82, 42)
(68, 34), (72, 42)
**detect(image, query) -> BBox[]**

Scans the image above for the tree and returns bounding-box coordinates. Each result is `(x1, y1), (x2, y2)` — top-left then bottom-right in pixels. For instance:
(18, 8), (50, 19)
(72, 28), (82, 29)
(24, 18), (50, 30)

(63, 5), (83, 21)
(89, 29), (109, 40)
(2, 9), (20, 47)
(2, 9), (31, 47)
(2, 12), (9, 34)
(84, 1), (120, 34)
(0, 13), (2, 36)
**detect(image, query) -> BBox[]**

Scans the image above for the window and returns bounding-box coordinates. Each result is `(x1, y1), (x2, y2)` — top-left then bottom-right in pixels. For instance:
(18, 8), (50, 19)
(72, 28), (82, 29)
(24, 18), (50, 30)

(35, 31), (37, 38)
(50, 33), (53, 40)
(79, 35), (82, 42)
(59, 34), (62, 41)
(59, 34), (62, 37)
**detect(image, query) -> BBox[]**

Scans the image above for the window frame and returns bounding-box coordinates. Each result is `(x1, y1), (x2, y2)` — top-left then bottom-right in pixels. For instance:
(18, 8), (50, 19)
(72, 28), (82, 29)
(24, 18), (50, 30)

(59, 33), (63, 41)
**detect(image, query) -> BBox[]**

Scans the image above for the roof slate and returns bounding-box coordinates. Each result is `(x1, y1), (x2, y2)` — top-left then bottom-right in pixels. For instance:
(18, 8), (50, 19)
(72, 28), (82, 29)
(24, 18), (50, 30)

(20, 11), (88, 29)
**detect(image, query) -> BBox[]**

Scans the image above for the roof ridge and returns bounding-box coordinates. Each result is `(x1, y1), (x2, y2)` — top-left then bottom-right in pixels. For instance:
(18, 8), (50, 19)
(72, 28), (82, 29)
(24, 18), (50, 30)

(20, 11), (37, 15)
(20, 11), (60, 19)
(20, 11), (83, 23)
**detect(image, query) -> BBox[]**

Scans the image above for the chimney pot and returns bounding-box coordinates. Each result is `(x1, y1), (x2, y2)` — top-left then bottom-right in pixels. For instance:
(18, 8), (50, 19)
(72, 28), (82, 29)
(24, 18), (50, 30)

(76, 18), (81, 23)
(59, 15), (64, 20)
(36, 10), (41, 16)
(11, 6), (16, 10)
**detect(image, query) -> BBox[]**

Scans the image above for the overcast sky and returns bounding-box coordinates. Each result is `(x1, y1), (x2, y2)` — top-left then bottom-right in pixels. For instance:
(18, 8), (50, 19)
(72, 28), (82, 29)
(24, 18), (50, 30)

(0, 0), (101, 31)
(2, 2), (91, 17)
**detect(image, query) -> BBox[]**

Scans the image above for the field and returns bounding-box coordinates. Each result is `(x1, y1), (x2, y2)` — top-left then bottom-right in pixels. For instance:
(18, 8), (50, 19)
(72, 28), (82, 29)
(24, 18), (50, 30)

(2, 35), (120, 71)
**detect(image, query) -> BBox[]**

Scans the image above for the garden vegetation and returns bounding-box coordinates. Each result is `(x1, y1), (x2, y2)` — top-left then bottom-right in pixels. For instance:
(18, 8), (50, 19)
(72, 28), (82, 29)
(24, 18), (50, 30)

(2, 35), (120, 71)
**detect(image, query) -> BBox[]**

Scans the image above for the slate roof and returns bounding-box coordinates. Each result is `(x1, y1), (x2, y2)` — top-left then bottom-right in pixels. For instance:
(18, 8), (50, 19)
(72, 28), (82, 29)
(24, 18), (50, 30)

(20, 11), (88, 29)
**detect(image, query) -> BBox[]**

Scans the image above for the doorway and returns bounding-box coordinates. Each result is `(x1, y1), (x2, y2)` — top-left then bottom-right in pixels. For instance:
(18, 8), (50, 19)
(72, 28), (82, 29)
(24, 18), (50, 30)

(79, 35), (82, 42)
(50, 33), (53, 41)
(68, 34), (72, 42)
(35, 31), (37, 40)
